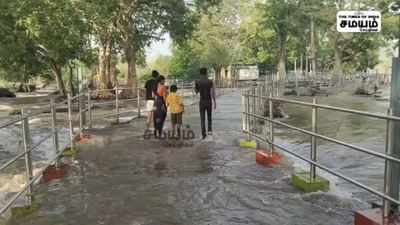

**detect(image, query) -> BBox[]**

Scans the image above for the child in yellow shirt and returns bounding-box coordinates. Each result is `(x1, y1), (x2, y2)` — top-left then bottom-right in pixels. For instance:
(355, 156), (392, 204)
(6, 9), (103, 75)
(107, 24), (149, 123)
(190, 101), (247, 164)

(166, 85), (184, 137)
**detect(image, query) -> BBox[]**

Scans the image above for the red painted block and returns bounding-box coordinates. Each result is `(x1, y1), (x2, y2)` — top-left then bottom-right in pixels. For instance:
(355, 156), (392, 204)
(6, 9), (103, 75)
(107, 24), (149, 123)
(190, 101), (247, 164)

(42, 164), (70, 183)
(355, 209), (400, 225)
(256, 150), (282, 166)
(75, 134), (93, 144)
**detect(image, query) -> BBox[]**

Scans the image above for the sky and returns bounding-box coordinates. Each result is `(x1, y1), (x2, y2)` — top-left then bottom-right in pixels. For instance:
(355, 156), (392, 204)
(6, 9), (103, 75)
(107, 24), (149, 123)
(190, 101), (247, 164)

(145, 33), (172, 61)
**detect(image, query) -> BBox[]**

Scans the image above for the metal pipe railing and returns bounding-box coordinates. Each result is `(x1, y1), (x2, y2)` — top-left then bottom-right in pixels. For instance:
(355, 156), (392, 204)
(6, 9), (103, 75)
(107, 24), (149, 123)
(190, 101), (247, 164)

(242, 85), (400, 220)
(248, 94), (400, 122)
(0, 80), (237, 217)
(0, 147), (65, 215)
(244, 129), (400, 206)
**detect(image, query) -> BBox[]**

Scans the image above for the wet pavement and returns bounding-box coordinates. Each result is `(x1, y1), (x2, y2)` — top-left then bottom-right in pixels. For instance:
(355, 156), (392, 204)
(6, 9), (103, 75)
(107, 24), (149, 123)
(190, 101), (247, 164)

(6, 90), (367, 225)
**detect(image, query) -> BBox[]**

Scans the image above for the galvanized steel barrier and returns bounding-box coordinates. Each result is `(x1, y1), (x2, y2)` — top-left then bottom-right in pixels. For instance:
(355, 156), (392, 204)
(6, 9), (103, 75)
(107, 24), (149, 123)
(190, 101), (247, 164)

(242, 84), (400, 218)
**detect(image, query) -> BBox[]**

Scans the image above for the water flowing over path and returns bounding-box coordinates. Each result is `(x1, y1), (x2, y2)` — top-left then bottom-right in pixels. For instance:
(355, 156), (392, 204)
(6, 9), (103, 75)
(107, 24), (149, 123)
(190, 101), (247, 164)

(8, 91), (366, 225)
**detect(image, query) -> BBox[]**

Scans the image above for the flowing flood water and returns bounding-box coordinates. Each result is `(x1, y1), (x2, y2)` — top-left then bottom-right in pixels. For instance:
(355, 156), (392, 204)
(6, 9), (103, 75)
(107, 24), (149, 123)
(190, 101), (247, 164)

(0, 88), (391, 225)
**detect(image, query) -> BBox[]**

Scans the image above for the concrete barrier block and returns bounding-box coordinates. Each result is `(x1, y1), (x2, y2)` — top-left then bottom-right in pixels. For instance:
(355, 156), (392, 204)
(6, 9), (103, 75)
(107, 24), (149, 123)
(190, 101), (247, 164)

(42, 164), (70, 183)
(75, 134), (93, 144)
(291, 171), (329, 193)
(256, 150), (283, 166)
(239, 140), (257, 149)
(355, 209), (400, 225)
(11, 201), (40, 218)
(62, 147), (78, 157)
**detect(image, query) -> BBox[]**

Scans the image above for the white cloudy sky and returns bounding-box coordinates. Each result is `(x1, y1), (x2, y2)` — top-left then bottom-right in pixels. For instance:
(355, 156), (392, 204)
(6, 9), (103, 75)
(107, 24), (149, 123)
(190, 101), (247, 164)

(145, 34), (172, 61)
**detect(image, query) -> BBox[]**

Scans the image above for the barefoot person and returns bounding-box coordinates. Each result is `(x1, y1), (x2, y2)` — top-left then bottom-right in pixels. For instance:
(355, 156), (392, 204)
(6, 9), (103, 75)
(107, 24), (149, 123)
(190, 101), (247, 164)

(166, 85), (184, 138)
(144, 71), (159, 128)
(195, 68), (216, 139)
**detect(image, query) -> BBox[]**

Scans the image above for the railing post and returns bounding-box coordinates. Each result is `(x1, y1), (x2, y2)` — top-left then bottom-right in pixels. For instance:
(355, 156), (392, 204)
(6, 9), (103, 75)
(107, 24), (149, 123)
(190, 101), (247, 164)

(115, 85), (119, 124)
(21, 108), (33, 206)
(78, 95), (83, 137)
(276, 80), (279, 96)
(192, 81), (196, 105)
(310, 97), (318, 182)
(242, 90), (246, 132)
(67, 93), (75, 150)
(137, 87), (141, 118)
(383, 108), (392, 219)
(87, 91), (92, 129)
(269, 92), (274, 153)
(50, 97), (59, 167)
(387, 57), (400, 215)
(252, 87), (256, 129)
(271, 80), (275, 97)
(246, 90), (251, 140)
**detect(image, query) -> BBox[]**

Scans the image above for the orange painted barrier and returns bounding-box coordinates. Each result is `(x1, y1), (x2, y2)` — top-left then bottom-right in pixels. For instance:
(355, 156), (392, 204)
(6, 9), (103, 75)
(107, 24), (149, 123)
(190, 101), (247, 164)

(355, 209), (400, 225)
(42, 164), (70, 183)
(256, 150), (282, 166)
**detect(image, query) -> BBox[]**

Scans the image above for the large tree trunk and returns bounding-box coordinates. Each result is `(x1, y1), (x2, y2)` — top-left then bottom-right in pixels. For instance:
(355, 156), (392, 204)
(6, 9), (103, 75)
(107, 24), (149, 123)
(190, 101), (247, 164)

(68, 65), (76, 96)
(333, 41), (343, 85)
(215, 66), (222, 87)
(51, 63), (66, 97)
(125, 45), (137, 92)
(110, 60), (117, 87)
(310, 16), (317, 78)
(98, 45), (107, 90)
(277, 35), (287, 81)
(105, 41), (112, 89)
(97, 37), (115, 99)
(98, 38), (112, 90)
(300, 54), (304, 77)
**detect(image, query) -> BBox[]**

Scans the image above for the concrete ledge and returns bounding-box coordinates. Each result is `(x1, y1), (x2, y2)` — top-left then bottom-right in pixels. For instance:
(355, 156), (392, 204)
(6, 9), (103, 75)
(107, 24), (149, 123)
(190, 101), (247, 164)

(239, 140), (257, 149)
(291, 171), (329, 193)
(62, 147), (78, 157)
(11, 201), (40, 218)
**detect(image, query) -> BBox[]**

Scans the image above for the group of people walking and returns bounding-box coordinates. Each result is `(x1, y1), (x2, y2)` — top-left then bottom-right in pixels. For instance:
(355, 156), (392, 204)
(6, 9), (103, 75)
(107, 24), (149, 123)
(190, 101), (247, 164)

(144, 68), (217, 140)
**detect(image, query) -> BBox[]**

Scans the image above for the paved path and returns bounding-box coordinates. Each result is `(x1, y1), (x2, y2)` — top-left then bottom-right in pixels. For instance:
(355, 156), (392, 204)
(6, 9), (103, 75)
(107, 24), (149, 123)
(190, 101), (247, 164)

(8, 90), (358, 225)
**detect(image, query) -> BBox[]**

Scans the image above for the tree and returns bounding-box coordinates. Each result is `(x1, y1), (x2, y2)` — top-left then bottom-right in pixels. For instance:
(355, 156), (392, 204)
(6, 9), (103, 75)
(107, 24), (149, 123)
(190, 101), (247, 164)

(79, 0), (120, 91)
(323, 1), (384, 76)
(240, 2), (277, 72)
(261, 0), (299, 80)
(0, 0), (91, 96)
(190, 0), (241, 80)
(377, 0), (400, 55)
(117, 0), (196, 92)
(170, 43), (201, 80)
(0, 1), (48, 88)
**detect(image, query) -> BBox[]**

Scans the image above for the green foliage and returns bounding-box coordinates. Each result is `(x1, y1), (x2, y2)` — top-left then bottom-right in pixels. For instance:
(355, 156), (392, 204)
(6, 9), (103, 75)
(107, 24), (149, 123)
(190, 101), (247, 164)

(138, 54), (171, 81)
(0, 1), (45, 83)
(0, 0), (398, 89)
(239, 3), (276, 70)
(170, 43), (201, 80)
(0, 0), (89, 94)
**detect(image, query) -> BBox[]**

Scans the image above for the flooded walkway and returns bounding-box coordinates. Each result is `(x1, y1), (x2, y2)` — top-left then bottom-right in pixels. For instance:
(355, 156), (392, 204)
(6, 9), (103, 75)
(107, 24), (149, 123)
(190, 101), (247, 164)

(8, 91), (360, 225)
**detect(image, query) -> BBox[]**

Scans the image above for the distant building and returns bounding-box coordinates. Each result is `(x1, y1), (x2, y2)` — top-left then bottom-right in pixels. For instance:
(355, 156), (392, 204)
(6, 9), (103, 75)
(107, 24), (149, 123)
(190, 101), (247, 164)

(211, 64), (260, 81)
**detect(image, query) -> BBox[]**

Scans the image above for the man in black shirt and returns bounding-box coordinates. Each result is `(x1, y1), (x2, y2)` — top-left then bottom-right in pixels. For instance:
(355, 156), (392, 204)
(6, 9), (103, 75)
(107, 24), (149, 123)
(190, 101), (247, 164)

(144, 70), (160, 128)
(195, 68), (217, 139)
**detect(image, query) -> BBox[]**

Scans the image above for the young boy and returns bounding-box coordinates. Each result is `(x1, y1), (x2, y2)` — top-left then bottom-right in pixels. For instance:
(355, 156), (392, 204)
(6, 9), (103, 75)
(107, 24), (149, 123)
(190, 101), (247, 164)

(166, 85), (184, 137)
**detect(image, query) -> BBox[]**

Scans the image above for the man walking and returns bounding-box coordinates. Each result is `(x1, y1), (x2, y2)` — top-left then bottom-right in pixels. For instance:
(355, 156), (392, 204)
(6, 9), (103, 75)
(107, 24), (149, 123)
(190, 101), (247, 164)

(144, 70), (159, 128)
(195, 68), (216, 139)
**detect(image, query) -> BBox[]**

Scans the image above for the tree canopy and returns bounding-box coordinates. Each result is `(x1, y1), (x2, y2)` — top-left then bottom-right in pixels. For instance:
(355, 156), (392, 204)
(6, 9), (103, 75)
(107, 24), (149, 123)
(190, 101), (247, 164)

(0, 0), (398, 92)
